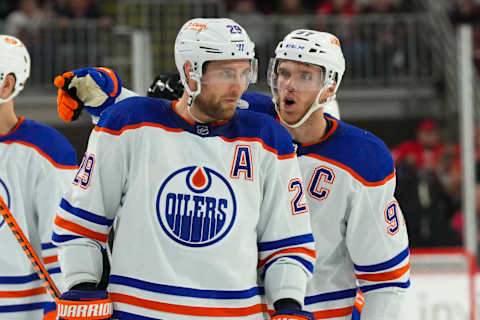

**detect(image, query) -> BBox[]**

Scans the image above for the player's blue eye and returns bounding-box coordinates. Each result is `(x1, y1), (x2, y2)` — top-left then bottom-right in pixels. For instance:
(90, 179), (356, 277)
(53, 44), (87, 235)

(220, 70), (235, 79)
(300, 72), (312, 81)
(278, 69), (290, 78)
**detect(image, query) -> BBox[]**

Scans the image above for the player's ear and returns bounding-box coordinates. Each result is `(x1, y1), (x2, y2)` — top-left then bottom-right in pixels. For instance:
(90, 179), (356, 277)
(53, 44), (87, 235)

(0, 74), (16, 100)
(183, 61), (198, 91)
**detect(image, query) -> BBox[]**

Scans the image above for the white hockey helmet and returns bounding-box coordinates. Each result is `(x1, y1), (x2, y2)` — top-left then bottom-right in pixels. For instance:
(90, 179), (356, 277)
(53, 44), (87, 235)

(0, 35), (31, 103)
(174, 18), (257, 107)
(268, 30), (345, 128)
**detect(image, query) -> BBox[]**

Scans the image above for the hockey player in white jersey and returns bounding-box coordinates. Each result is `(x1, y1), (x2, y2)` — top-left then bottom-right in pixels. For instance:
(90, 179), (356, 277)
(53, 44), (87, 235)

(0, 35), (77, 319)
(248, 30), (410, 320)
(54, 29), (409, 320)
(52, 18), (316, 320)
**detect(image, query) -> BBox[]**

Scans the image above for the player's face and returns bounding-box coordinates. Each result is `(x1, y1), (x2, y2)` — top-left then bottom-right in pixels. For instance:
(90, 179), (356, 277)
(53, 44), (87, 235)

(275, 61), (324, 125)
(195, 60), (251, 121)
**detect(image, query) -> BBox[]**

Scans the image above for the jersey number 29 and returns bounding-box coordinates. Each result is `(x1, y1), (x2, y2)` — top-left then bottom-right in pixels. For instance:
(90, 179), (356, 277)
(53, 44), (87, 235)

(73, 153), (96, 189)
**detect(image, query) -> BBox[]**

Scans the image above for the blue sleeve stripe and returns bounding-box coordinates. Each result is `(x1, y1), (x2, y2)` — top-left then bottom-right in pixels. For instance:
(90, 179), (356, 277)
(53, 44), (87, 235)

(41, 242), (56, 250)
(52, 232), (83, 243)
(359, 279), (411, 293)
(354, 247), (410, 272)
(258, 234), (314, 251)
(0, 302), (47, 313)
(263, 255), (314, 275)
(109, 275), (264, 299)
(47, 267), (61, 275)
(305, 288), (357, 305)
(60, 198), (114, 226)
(0, 272), (39, 284)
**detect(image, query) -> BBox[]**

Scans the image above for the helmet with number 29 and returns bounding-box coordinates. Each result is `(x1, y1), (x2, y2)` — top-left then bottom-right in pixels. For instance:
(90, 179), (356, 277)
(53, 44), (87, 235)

(174, 18), (257, 107)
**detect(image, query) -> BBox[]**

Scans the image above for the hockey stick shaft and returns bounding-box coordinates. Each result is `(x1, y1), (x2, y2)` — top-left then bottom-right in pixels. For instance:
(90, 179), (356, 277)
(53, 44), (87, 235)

(0, 195), (60, 301)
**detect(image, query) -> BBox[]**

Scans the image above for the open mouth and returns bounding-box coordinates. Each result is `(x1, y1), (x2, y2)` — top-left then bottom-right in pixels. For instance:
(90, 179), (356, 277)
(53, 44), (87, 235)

(283, 97), (296, 107)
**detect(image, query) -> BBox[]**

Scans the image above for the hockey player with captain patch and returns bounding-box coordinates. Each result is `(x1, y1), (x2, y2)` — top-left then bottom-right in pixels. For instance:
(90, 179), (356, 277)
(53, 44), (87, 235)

(55, 29), (410, 320)
(52, 18), (316, 320)
(0, 35), (77, 319)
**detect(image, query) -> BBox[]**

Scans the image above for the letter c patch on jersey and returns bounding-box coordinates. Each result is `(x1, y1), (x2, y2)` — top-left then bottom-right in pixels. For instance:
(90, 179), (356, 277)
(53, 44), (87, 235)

(0, 178), (11, 229)
(156, 166), (237, 247)
(230, 145), (253, 181)
(308, 166), (335, 201)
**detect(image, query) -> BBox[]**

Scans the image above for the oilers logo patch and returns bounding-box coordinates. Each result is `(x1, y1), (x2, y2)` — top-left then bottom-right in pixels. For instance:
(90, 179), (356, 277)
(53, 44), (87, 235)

(0, 178), (11, 229)
(156, 166), (236, 247)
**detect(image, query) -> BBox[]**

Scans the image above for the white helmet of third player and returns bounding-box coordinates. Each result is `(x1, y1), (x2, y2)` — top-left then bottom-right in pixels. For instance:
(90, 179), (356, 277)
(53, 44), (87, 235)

(174, 18), (257, 108)
(0, 35), (31, 104)
(268, 30), (345, 128)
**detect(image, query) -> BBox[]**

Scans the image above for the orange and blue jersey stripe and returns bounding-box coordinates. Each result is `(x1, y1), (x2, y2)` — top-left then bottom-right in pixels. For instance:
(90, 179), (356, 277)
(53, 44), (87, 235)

(304, 288), (357, 319)
(53, 198), (113, 245)
(258, 234), (316, 275)
(108, 274), (270, 319)
(41, 242), (60, 271)
(354, 247), (411, 292)
(0, 270), (60, 314)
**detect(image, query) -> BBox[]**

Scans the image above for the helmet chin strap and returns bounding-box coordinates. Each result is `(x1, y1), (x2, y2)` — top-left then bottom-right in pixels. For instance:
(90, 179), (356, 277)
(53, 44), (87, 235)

(183, 74), (208, 124)
(0, 88), (21, 104)
(274, 81), (335, 129)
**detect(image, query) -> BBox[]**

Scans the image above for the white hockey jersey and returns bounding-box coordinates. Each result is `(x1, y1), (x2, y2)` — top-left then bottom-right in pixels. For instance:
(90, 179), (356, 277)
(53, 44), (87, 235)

(243, 92), (410, 320)
(53, 97), (316, 320)
(0, 117), (77, 319)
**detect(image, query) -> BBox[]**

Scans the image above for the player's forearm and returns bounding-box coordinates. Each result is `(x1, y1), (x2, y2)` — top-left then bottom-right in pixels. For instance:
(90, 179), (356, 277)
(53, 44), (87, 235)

(57, 244), (104, 290)
(361, 290), (407, 320)
(264, 260), (309, 308)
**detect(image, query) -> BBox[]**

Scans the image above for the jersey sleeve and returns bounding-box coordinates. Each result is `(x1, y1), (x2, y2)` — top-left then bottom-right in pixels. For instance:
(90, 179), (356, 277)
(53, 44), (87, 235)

(346, 153), (410, 318)
(52, 109), (129, 290)
(256, 124), (316, 307)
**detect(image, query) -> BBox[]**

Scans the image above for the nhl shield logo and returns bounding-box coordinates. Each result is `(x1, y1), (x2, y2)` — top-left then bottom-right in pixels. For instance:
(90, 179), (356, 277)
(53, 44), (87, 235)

(0, 178), (11, 229)
(156, 166), (237, 247)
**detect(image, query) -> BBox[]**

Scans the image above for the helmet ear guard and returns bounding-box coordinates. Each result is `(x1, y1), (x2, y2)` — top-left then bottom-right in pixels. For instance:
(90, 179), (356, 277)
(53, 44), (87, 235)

(0, 35), (31, 103)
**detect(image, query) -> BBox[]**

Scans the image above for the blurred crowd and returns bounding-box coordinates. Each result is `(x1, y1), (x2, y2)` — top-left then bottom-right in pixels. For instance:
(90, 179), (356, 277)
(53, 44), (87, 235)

(0, 0), (114, 41)
(392, 119), (480, 248)
(225, 0), (419, 16)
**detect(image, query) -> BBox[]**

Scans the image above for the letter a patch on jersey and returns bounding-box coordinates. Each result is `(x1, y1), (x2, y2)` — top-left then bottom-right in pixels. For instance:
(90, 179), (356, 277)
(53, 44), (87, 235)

(230, 145), (253, 181)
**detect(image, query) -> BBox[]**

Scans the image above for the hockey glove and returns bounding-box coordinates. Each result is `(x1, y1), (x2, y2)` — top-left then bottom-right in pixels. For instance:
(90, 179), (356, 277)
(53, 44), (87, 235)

(56, 290), (112, 320)
(54, 67), (121, 122)
(270, 310), (314, 320)
(147, 73), (184, 100)
(271, 299), (314, 320)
